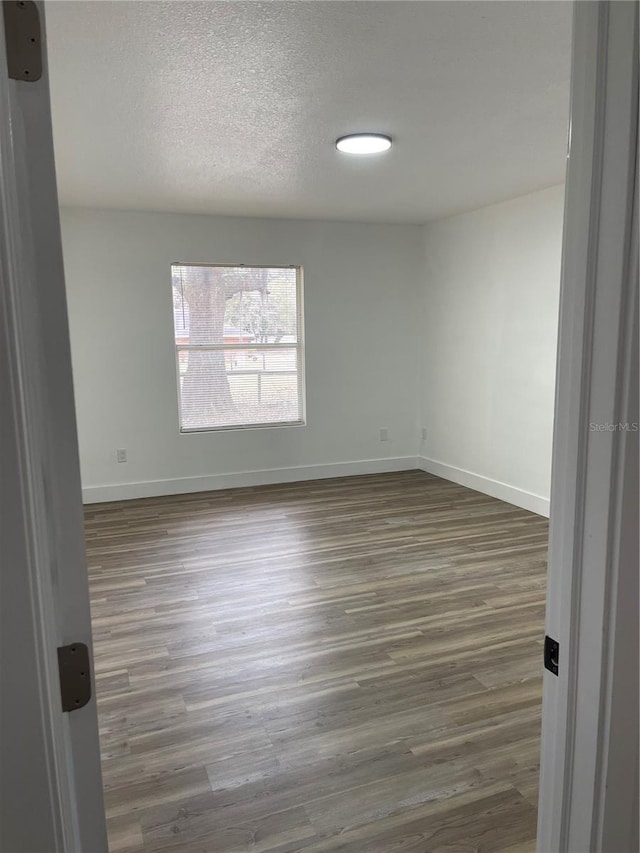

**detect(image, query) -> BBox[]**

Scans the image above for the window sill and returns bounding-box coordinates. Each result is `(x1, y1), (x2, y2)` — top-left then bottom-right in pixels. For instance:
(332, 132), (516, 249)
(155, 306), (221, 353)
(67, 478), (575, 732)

(180, 420), (306, 435)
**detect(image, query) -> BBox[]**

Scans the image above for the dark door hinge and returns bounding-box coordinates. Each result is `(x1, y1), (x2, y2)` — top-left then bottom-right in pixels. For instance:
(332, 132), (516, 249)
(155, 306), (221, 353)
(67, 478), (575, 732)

(3, 1), (42, 82)
(57, 643), (92, 712)
(544, 635), (559, 676)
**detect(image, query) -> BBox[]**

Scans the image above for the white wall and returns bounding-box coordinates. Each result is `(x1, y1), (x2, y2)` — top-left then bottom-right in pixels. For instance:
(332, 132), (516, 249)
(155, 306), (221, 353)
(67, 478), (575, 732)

(62, 189), (563, 511)
(60, 208), (423, 501)
(417, 185), (564, 516)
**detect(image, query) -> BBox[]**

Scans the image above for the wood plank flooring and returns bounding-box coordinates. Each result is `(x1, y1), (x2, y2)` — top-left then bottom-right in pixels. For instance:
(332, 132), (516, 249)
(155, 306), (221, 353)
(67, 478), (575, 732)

(84, 470), (548, 853)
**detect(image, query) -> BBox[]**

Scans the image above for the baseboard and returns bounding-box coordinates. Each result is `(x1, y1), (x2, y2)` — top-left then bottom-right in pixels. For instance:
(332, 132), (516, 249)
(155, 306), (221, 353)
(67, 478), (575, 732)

(83, 455), (551, 516)
(416, 455), (550, 517)
(82, 456), (421, 504)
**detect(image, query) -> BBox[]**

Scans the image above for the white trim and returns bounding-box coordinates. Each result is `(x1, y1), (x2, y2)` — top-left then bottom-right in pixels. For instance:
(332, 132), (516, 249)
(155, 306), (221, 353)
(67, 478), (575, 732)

(83, 454), (553, 513)
(0, 4), (107, 850)
(537, 4), (605, 848)
(537, 2), (638, 851)
(0, 8), (75, 851)
(416, 456), (549, 517)
(82, 456), (421, 503)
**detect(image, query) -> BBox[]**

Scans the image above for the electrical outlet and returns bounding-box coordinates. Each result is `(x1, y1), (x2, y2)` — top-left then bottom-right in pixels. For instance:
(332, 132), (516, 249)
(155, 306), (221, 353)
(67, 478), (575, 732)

(421, 428), (428, 443)
(379, 427), (390, 442)
(116, 448), (127, 463)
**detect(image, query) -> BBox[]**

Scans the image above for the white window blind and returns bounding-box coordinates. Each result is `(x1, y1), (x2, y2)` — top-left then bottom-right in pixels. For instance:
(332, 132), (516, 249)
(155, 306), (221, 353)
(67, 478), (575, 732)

(171, 264), (305, 432)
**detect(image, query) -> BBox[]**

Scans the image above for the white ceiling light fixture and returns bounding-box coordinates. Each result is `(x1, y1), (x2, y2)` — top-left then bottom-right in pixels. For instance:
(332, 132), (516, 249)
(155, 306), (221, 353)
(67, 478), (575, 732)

(335, 133), (392, 155)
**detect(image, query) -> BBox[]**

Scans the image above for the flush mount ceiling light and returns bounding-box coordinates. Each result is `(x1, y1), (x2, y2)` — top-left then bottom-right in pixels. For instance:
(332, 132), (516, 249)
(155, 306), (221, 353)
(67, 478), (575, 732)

(335, 133), (392, 155)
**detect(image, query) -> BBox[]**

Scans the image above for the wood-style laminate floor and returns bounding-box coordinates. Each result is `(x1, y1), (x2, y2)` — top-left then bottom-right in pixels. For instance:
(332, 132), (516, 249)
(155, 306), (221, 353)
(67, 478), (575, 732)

(85, 471), (549, 853)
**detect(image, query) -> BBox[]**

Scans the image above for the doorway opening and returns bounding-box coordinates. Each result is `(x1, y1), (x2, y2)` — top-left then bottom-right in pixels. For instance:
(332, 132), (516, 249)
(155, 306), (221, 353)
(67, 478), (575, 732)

(46, 2), (572, 850)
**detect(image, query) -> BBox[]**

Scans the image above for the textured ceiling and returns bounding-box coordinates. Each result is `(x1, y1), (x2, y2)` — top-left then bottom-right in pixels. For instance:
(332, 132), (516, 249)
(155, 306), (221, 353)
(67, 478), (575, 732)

(46, 1), (571, 224)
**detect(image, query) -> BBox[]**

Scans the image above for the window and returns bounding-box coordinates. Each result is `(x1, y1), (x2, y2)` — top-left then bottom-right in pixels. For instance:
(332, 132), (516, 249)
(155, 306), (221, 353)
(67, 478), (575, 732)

(171, 264), (305, 432)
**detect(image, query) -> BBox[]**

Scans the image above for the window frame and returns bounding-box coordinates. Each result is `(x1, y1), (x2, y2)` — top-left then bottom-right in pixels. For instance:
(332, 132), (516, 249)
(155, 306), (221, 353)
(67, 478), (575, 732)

(172, 262), (306, 434)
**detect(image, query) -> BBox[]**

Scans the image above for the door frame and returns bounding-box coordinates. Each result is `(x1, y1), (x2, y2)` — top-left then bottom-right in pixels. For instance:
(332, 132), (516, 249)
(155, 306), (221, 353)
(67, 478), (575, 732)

(537, 1), (638, 851)
(0, 3), (107, 851)
(0, 1), (637, 852)
(0, 41), (73, 853)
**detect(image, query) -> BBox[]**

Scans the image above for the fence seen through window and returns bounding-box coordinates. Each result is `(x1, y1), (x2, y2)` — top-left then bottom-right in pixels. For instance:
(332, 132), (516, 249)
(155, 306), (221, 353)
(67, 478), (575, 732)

(172, 264), (305, 431)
